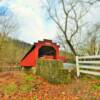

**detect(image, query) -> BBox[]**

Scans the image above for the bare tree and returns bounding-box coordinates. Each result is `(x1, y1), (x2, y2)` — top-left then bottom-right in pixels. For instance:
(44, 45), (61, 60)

(0, 7), (18, 49)
(45, 0), (99, 56)
(77, 23), (100, 55)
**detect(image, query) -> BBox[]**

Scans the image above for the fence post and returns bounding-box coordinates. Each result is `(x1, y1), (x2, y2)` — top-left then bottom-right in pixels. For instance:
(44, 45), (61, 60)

(76, 56), (80, 77)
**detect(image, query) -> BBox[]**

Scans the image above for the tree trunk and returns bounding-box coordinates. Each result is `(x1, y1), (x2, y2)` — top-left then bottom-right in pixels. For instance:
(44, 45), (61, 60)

(65, 38), (77, 56)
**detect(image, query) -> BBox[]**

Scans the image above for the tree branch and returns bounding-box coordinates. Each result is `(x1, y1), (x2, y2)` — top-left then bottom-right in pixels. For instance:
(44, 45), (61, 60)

(69, 7), (79, 42)
(48, 8), (65, 34)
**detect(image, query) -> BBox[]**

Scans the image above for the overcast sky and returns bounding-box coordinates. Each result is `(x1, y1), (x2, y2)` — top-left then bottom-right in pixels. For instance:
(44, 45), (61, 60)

(0, 0), (57, 44)
(0, 0), (100, 44)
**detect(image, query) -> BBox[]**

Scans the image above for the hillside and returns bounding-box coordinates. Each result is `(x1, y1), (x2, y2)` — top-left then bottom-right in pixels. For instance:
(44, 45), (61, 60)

(0, 36), (31, 66)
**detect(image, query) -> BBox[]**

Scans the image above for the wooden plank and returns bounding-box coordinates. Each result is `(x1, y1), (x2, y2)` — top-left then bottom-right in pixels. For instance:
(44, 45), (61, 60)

(76, 55), (100, 77)
(80, 65), (100, 70)
(80, 70), (100, 76)
(76, 56), (80, 77)
(79, 61), (100, 64)
(78, 55), (100, 59)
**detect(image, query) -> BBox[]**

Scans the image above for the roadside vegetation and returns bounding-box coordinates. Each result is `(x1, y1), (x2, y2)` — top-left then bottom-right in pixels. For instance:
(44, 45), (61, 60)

(0, 36), (31, 66)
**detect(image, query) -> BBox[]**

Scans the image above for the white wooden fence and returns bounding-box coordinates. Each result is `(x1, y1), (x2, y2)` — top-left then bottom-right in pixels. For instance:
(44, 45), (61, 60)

(76, 55), (100, 77)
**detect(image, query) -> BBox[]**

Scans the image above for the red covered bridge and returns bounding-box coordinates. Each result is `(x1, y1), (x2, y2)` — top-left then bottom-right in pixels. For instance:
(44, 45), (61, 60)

(20, 39), (67, 67)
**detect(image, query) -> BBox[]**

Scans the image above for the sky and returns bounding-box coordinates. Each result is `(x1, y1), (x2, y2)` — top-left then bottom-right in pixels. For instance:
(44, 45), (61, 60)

(0, 0), (100, 44)
(0, 0), (57, 44)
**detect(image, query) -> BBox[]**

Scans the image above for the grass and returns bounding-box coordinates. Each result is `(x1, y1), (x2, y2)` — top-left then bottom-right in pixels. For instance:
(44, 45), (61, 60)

(1, 83), (17, 95)
(18, 73), (37, 93)
(33, 96), (38, 100)
(0, 72), (37, 94)
(91, 83), (100, 91)
(19, 73), (35, 93)
(0, 70), (100, 99)
(95, 76), (100, 79)
(24, 74), (34, 82)
(19, 84), (33, 93)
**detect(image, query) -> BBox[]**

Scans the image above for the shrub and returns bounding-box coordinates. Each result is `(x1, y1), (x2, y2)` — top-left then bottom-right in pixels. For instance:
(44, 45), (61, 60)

(36, 59), (72, 84)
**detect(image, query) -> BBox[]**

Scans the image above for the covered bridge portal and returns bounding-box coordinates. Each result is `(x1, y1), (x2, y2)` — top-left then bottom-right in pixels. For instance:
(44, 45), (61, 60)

(20, 39), (66, 67)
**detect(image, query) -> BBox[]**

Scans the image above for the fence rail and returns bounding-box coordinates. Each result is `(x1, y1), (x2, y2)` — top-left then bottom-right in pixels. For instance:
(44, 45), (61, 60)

(76, 55), (100, 77)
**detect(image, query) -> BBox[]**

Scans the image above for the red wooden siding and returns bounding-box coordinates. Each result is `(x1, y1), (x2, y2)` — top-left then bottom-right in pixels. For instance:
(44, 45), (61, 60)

(20, 39), (66, 67)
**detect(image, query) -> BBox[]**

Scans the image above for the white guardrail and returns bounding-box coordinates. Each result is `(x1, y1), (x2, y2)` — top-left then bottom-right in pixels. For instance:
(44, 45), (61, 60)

(76, 55), (100, 77)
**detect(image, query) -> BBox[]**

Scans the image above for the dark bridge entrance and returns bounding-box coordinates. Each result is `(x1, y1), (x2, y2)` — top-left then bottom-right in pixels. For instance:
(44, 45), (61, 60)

(38, 46), (56, 58)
